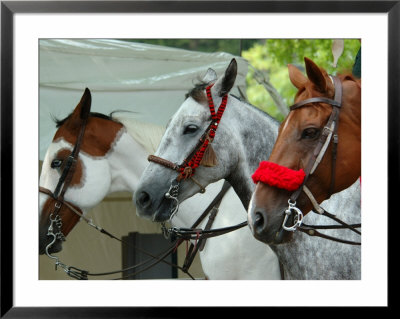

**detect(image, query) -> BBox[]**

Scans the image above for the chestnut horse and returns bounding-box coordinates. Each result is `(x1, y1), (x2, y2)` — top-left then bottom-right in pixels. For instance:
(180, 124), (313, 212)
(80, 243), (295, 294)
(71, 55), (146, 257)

(248, 57), (361, 245)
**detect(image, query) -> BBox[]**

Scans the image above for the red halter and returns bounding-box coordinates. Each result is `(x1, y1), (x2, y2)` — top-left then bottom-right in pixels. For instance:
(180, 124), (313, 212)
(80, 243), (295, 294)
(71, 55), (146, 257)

(148, 84), (228, 183)
(177, 85), (228, 180)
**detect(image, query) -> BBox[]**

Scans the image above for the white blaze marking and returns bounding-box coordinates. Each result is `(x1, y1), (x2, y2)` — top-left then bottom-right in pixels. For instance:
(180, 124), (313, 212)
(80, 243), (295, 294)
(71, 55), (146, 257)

(281, 111), (294, 134)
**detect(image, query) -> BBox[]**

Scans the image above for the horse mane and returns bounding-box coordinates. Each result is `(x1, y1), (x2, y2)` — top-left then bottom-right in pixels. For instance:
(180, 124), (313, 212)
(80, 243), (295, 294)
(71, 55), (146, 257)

(53, 111), (165, 154)
(185, 81), (210, 103)
(186, 80), (279, 126)
(53, 112), (114, 128)
(113, 116), (165, 154)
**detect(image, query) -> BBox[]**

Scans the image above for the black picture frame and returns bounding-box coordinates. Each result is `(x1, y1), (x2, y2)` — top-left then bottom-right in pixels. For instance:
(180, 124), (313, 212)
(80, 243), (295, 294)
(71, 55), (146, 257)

(1, 1), (395, 317)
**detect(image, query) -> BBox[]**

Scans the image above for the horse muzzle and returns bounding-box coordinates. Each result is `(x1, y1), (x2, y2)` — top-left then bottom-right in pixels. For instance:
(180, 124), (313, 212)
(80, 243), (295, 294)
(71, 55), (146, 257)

(39, 223), (63, 255)
(135, 184), (178, 222)
(248, 201), (294, 245)
(39, 193), (83, 255)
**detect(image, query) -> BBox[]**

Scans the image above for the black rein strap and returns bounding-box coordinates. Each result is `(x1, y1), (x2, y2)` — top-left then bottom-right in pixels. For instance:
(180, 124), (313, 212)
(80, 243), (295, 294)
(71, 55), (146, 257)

(166, 180), (248, 273)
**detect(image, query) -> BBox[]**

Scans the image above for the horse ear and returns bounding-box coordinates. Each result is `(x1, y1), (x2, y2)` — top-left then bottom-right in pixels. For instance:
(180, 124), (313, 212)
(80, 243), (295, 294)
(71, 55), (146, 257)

(304, 57), (327, 92)
(213, 58), (237, 97)
(288, 64), (307, 90)
(203, 68), (218, 83)
(71, 88), (92, 122)
(79, 88), (92, 120)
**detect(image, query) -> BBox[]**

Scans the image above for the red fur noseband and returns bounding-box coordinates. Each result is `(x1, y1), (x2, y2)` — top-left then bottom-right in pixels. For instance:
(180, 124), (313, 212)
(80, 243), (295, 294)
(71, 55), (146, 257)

(252, 161), (306, 191)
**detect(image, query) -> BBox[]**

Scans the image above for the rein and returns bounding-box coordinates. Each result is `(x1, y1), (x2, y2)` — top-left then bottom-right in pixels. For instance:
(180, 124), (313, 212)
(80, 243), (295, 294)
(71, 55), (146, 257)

(253, 76), (361, 245)
(39, 194), (195, 280)
(41, 180), (241, 280)
(162, 180), (247, 273)
(41, 175), (196, 280)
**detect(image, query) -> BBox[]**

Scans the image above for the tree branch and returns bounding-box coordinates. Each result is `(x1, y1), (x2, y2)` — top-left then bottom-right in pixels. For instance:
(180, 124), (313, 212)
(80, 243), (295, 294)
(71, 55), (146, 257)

(250, 65), (288, 117)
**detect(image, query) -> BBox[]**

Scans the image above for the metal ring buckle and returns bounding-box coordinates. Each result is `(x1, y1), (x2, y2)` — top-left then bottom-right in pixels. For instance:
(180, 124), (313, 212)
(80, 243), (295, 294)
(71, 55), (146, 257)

(168, 198), (179, 221)
(282, 200), (304, 232)
(165, 181), (180, 221)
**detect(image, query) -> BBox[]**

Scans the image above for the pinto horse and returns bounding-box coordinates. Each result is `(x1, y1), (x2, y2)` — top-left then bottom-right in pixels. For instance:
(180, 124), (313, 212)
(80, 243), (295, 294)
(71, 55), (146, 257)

(248, 57), (361, 245)
(135, 59), (361, 279)
(39, 88), (281, 280)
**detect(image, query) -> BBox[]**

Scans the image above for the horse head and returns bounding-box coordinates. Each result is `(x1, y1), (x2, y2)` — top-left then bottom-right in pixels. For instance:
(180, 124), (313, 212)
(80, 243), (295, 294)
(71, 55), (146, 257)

(39, 88), (126, 254)
(134, 59), (242, 222)
(248, 57), (361, 245)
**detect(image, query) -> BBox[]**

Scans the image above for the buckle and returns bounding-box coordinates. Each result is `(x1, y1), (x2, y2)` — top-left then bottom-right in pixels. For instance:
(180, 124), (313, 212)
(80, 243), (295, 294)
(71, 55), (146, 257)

(322, 125), (333, 136)
(282, 200), (304, 232)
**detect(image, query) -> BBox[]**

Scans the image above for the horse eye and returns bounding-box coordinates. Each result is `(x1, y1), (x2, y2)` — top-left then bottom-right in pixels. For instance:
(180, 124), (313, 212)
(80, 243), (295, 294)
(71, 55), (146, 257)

(183, 124), (199, 135)
(51, 159), (63, 169)
(301, 128), (320, 140)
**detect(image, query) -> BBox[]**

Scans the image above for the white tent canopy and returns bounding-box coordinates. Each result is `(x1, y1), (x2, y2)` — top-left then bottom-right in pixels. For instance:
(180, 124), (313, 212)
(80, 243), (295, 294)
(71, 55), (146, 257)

(39, 39), (249, 160)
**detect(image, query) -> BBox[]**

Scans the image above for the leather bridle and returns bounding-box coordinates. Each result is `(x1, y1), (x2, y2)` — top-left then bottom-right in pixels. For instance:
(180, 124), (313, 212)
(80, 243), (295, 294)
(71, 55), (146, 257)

(288, 76), (342, 206)
(276, 75), (361, 244)
(39, 104), (89, 251)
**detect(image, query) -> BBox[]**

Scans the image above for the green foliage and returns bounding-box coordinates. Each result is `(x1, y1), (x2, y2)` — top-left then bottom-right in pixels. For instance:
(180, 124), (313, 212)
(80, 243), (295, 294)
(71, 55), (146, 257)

(121, 39), (360, 122)
(242, 39), (361, 121)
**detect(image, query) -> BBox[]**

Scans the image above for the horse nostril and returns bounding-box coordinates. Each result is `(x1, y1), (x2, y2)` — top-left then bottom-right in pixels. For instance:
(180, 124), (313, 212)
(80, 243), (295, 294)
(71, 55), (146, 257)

(254, 211), (267, 234)
(137, 191), (151, 209)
